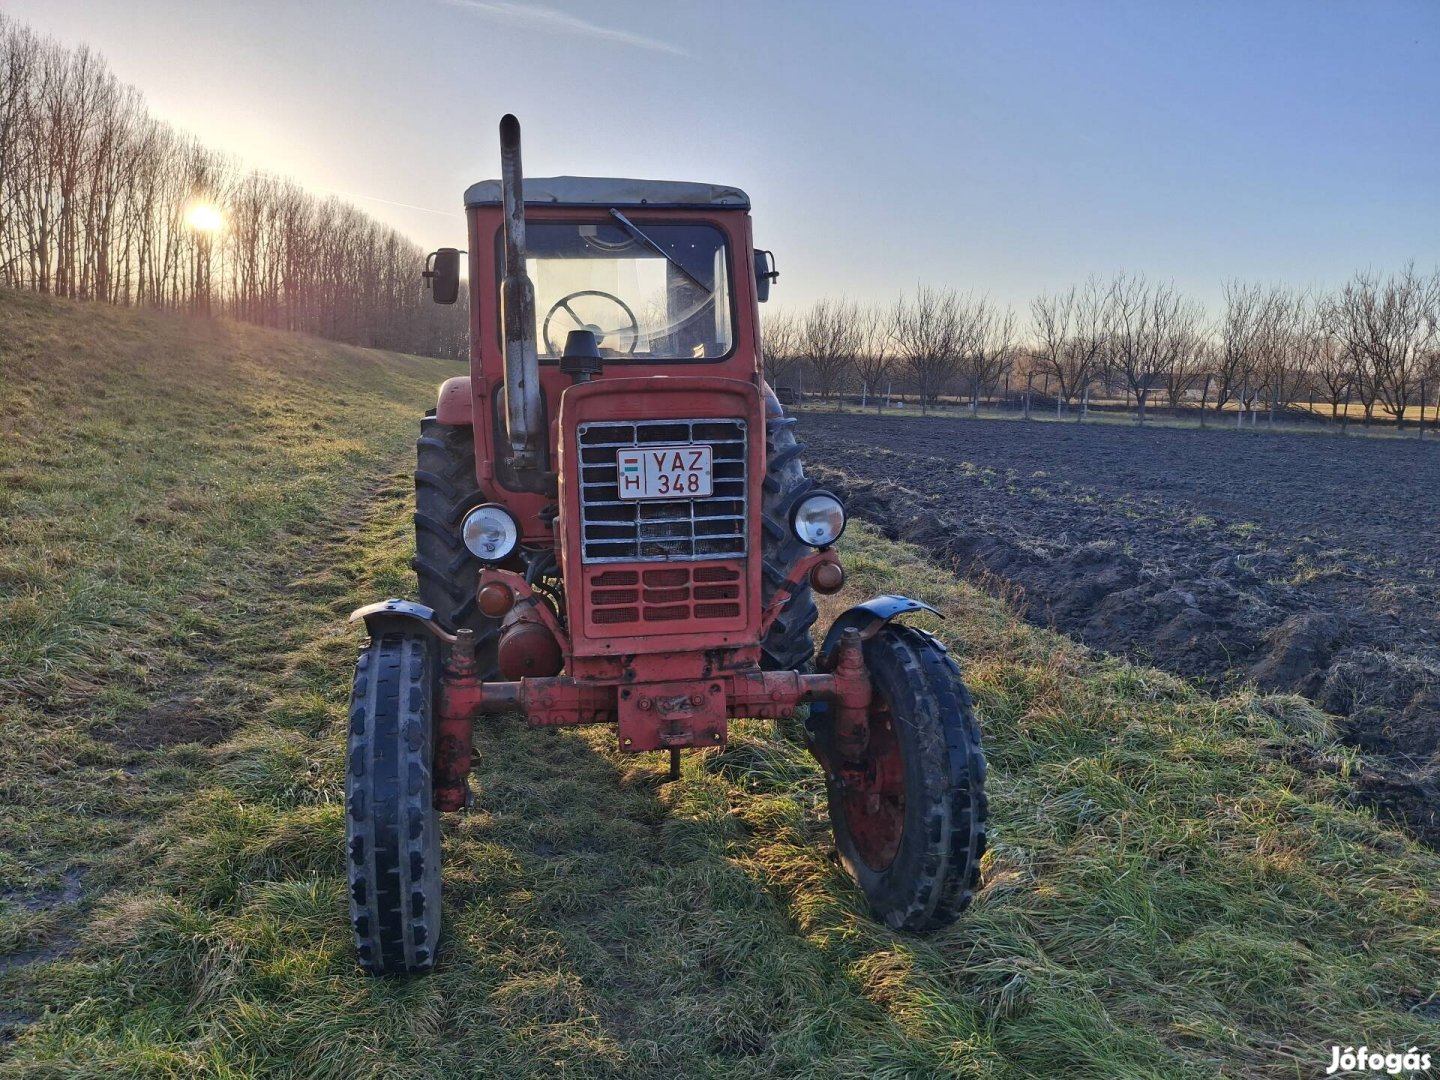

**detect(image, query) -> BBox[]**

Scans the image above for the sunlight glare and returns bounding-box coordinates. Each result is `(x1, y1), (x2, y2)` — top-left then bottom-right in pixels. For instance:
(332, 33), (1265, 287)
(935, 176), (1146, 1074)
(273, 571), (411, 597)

(185, 203), (225, 233)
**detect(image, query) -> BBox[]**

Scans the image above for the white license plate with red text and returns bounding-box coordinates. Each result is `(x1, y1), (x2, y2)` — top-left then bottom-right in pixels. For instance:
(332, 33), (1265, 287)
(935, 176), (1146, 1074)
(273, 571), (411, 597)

(616, 445), (713, 500)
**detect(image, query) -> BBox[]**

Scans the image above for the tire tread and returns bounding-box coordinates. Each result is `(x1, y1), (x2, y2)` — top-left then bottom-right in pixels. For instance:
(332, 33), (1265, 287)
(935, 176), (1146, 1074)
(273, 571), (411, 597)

(760, 413), (819, 671)
(412, 416), (499, 676)
(346, 629), (441, 974)
(825, 623), (988, 932)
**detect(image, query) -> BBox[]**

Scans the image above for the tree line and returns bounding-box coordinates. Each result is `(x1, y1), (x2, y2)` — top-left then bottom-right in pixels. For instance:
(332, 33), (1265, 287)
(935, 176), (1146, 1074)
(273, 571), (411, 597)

(0, 14), (466, 359)
(766, 268), (1440, 428)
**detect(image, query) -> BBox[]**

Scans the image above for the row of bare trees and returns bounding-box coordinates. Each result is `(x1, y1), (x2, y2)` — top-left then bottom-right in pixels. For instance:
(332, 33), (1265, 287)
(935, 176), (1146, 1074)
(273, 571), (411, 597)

(765, 288), (1019, 414)
(0, 14), (465, 358)
(765, 267), (1440, 427)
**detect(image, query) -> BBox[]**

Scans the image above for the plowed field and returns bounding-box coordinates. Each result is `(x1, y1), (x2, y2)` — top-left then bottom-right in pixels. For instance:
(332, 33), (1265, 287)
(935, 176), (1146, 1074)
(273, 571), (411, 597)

(804, 412), (1440, 844)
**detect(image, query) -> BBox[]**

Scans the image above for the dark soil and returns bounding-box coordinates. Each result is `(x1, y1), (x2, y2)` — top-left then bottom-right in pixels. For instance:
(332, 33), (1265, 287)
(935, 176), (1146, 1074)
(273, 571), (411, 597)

(90, 693), (228, 749)
(801, 411), (1440, 845)
(0, 868), (84, 912)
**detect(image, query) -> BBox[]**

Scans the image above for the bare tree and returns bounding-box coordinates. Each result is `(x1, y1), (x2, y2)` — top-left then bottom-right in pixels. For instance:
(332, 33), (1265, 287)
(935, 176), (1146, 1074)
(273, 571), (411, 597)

(1215, 280), (1265, 415)
(760, 309), (801, 392)
(1192, 338), (1219, 424)
(963, 301), (1016, 415)
(1030, 278), (1106, 412)
(1425, 339), (1440, 434)
(1292, 293), (1345, 421)
(799, 297), (861, 403)
(1250, 286), (1304, 425)
(0, 14), (466, 356)
(1104, 274), (1190, 424)
(851, 303), (896, 411)
(1159, 296), (1206, 409)
(891, 286), (967, 413)
(0, 14), (40, 286)
(1333, 266), (1439, 429)
(1313, 332), (1354, 421)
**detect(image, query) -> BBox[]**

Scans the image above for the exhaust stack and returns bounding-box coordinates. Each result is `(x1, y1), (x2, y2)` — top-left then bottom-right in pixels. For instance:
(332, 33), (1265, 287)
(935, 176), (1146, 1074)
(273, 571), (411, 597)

(498, 114), (546, 487)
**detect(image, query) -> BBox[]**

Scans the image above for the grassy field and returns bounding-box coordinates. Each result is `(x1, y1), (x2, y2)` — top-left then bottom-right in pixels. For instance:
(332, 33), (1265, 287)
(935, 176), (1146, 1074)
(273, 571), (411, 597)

(3, 290), (1438, 1078)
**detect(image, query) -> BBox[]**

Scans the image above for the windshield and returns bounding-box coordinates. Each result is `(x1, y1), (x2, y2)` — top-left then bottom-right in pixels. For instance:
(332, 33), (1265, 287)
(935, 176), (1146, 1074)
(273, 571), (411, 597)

(506, 220), (734, 362)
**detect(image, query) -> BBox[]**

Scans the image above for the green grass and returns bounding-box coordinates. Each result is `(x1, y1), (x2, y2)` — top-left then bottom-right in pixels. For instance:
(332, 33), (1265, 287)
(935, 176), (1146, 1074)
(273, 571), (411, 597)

(2, 290), (1438, 1078)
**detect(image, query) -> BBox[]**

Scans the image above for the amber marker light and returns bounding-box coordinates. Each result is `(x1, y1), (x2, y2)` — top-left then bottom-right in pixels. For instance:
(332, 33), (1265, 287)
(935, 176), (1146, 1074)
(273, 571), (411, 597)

(477, 582), (515, 618)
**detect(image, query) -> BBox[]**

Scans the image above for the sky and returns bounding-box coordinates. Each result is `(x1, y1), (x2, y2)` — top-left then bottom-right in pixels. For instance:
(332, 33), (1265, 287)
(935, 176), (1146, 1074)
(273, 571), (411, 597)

(6, 0), (1437, 314)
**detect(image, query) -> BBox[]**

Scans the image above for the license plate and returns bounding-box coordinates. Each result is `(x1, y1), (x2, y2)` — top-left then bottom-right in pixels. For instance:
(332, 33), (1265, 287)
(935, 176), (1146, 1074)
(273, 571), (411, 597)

(616, 444), (713, 500)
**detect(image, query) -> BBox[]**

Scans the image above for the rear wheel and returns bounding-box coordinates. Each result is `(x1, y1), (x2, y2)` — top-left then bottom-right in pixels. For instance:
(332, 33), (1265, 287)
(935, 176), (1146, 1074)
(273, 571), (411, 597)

(820, 623), (988, 931)
(412, 414), (499, 677)
(346, 627), (442, 974)
(760, 412), (820, 671)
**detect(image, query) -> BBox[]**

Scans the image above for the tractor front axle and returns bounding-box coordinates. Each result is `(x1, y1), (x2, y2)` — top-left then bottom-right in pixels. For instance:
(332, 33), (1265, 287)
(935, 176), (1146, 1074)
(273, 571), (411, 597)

(431, 626), (873, 812)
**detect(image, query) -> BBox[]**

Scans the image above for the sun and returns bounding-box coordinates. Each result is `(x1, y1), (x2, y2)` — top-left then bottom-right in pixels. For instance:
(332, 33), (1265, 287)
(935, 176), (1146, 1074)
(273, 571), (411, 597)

(185, 203), (224, 233)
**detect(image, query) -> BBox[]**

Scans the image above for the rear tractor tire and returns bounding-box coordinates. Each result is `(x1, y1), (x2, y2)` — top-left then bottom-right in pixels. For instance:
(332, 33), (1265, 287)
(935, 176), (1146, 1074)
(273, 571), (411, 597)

(817, 623), (988, 932)
(760, 412), (821, 671)
(412, 413), (500, 677)
(346, 627), (442, 975)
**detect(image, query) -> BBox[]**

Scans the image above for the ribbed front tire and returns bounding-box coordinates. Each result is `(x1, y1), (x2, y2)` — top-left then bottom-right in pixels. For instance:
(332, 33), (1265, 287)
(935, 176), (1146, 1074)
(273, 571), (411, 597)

(346, 627), (442, 975)
(820, 623), (988, 932)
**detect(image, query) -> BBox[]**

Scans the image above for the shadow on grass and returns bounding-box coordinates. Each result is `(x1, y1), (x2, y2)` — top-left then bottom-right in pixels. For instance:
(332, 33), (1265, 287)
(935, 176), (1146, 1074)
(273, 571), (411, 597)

(421, 713), (944, 1078)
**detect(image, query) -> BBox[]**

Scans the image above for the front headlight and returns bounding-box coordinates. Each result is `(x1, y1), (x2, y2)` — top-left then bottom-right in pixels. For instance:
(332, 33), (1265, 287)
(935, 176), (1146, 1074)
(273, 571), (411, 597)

(792, 491), (846, 547)
(461, 504), (520, 561)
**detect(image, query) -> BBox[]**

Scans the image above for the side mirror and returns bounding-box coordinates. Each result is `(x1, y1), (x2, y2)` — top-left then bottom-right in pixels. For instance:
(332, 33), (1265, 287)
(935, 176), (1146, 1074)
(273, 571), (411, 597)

(423, 247), (462, 305)
(754, 249), (778, 303)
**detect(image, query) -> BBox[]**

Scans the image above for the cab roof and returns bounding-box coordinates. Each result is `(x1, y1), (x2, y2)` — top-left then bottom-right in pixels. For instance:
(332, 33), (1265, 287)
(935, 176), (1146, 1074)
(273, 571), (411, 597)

(464, 175), (750, 210)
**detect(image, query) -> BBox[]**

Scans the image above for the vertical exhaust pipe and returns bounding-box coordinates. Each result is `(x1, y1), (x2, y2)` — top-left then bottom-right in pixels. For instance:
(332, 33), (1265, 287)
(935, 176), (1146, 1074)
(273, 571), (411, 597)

(499, 114), (546, 487)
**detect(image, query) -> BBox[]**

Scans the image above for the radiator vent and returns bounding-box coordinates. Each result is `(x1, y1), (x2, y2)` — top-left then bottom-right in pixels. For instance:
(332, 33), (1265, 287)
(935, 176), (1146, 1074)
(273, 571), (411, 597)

(576, 419), (746, 564)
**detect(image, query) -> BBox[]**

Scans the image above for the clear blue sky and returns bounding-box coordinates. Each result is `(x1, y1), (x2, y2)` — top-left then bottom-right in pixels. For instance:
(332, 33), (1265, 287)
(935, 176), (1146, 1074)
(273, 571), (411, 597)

(7, 0), (1437, 313)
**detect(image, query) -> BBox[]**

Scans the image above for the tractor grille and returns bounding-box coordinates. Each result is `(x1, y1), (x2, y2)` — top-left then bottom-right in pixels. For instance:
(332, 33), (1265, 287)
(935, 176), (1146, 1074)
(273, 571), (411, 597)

(587, 564), (742, 628)
(576, 419), (747, 564)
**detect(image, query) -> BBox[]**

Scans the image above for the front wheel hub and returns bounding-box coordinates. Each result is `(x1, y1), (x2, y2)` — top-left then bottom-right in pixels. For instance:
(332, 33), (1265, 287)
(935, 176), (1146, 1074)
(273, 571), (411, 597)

(839, 702), (905, 871)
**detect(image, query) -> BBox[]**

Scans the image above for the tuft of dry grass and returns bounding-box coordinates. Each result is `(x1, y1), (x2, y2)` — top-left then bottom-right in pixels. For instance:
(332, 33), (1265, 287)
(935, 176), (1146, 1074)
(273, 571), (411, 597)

(2, 289), (1438, 1078)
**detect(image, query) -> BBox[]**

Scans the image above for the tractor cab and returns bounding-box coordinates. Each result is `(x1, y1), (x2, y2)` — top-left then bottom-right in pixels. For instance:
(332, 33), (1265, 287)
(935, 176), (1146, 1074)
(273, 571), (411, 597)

(465, 177), (749, 365)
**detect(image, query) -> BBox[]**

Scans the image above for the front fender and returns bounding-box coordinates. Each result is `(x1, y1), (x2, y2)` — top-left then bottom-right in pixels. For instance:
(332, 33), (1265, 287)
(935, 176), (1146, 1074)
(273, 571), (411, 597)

(436, 376), (473, 426)
(816, 594), (941, 669)
(349, 598), (456, 643)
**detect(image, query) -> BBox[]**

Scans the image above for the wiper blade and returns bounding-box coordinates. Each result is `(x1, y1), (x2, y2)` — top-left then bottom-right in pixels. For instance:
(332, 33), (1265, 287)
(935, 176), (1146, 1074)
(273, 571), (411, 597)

(608, 208), (709, 293)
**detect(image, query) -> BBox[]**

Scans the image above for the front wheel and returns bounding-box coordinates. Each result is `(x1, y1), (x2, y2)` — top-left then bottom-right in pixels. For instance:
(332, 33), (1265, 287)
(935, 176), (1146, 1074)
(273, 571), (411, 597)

(346, 627), (442, 974)
(817, 623), (988, 932)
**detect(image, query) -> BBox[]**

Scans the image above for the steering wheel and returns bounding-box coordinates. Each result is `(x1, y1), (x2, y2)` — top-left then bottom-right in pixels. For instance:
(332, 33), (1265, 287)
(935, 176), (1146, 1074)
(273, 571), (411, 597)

(542, 290), (640, 356)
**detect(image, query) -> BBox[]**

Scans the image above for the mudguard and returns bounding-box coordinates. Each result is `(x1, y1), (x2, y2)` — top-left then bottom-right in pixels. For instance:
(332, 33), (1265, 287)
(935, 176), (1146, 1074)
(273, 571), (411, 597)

(436, 376), (473, 426)
(816, 594), (942, 669)
(349, 598), (456, 643)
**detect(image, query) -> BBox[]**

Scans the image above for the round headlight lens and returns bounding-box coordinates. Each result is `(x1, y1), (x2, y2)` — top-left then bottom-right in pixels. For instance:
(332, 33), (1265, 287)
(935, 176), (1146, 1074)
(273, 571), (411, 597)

(792, 491), (846, 547)
(461, 504), (520, 561)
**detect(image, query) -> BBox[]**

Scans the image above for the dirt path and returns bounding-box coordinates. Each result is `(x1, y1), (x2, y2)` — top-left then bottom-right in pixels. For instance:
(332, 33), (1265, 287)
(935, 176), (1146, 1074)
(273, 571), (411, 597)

(801, 412), (1440, 844)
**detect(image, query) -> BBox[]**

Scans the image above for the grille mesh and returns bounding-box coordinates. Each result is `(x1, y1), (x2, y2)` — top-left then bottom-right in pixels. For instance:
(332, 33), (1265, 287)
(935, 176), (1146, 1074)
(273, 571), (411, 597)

(576, 419), (747, 563)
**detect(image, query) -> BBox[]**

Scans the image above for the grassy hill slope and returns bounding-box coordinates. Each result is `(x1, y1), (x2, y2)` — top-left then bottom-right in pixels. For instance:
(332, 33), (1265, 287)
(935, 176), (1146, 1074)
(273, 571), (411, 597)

(1, 290), (1437, 1078)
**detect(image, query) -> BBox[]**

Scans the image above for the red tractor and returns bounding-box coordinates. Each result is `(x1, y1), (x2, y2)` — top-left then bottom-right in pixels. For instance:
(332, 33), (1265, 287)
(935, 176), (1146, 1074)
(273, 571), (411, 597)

(345, 116), (988, 974)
